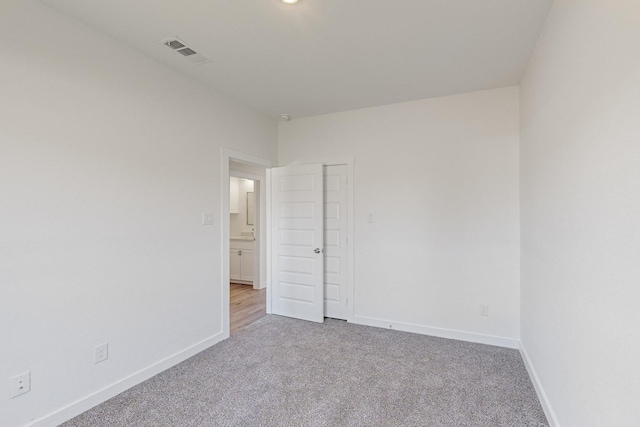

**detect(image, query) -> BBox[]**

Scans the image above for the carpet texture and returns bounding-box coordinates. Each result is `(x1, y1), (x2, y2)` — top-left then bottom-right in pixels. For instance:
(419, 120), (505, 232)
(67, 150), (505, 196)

(61, 316), (548, 427)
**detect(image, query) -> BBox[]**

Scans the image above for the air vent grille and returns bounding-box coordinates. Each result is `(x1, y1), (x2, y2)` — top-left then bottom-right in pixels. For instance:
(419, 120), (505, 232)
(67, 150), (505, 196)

(177, 47), (197, 57)
(165, 40), (186, 50)
(161, 37), (210, 65)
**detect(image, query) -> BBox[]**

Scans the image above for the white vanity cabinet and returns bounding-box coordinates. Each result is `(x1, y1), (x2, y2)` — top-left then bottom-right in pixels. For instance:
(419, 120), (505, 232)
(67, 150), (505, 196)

(230, 239), (254, 284)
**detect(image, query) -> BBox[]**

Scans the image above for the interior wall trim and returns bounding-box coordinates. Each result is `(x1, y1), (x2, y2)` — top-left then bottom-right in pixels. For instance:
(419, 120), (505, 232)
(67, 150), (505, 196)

(520, 340), (560, 427)
(351, 315), (519, 349)
(28, 332), (226, 427)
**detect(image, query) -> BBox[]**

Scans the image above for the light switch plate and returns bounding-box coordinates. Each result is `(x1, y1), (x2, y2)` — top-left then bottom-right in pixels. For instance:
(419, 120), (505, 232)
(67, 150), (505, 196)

(202, 213), (214, 225)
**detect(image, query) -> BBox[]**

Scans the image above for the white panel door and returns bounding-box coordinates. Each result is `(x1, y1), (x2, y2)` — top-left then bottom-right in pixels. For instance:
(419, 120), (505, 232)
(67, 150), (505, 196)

(271, 164), (324, 323)
(323, 165), (348, 319)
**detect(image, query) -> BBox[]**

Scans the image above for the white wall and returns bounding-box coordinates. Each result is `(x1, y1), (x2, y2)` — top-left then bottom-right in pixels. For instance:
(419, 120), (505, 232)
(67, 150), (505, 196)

(279, 87), (521, 347)
(0, 1), (277, 426)
(519, 1), (640, 426)
(229, 178), (255, 237)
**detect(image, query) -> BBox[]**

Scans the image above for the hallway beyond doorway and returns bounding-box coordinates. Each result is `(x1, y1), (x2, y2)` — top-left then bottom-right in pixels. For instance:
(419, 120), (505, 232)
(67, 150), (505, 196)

(230, 283), (266, 334)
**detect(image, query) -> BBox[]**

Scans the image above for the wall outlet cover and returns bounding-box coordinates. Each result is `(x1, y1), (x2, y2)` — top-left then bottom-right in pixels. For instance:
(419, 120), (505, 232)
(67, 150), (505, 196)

(95, 342), (109, 364)
(10, 371), (31, 398)
(480, 304), (489, 316)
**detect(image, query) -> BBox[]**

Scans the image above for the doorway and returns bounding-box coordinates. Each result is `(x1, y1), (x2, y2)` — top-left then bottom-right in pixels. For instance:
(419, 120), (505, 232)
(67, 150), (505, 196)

(229, 283), (266, 334)
(221, 150), (354, 336)
(229, 176), (256, 286)
(220, 148), (273, 338)
(229, 167), (266, 334)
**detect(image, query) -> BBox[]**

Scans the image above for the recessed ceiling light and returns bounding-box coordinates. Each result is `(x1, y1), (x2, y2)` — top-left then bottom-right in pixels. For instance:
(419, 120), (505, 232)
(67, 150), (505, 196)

(282, 0), (299, 4)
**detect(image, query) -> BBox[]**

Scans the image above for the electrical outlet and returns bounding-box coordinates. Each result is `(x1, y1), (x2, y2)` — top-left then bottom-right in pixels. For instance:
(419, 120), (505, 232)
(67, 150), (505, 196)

(480, 304), (489, 316)
(95, 342), (108, 364)
(10, 371), (31, 399)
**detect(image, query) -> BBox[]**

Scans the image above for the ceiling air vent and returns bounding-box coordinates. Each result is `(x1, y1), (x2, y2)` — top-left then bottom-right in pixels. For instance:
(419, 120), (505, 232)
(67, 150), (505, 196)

(177, 47), (197, 57)
(162, 37), (210, 65)
(165, 39), (186, 50)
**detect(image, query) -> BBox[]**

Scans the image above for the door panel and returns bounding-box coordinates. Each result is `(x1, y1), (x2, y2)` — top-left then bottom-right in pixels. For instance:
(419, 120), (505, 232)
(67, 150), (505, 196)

(271, 164), (324, 323)
(323, 165), (348, 320)
(240, 249), (254, 282)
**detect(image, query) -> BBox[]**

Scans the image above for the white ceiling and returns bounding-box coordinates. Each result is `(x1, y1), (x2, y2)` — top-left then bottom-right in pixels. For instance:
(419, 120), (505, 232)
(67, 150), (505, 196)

(43, 0), (551, 119)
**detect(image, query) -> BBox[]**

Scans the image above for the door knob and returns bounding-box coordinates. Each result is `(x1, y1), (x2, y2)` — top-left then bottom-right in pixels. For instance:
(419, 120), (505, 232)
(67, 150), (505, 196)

(314, 248), (321, 254)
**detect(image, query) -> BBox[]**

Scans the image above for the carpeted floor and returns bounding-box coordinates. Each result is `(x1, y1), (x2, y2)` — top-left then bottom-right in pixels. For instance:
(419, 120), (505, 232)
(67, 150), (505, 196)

(61, 316), (548, 427)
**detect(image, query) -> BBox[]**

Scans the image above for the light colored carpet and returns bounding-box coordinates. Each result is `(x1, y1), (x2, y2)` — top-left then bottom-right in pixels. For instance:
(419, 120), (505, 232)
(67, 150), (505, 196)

(61, 316), (548, 427)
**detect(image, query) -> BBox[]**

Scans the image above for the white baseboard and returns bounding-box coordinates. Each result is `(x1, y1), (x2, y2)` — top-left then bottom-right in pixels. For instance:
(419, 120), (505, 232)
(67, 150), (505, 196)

(351, 315), (519, 349)
(28, 332), (227, 427)
(519, 341), (560, 427)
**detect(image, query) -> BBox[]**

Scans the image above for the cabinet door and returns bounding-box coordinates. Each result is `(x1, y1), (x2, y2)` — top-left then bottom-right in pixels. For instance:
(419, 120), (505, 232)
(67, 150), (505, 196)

(229, 249), (241, 281)
(240, 249), (254, 282)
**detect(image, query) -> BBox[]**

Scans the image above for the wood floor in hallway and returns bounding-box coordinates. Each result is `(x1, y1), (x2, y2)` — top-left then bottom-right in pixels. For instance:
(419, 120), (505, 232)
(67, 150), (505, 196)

(230, 283), (266, 334)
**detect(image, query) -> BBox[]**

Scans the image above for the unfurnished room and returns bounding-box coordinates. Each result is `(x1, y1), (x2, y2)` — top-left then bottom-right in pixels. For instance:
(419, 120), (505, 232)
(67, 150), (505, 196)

(1, 1), (639, 426)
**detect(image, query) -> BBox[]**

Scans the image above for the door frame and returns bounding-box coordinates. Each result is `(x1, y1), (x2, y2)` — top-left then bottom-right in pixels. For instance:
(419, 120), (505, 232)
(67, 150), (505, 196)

(220, 148), (274, 338)
(221, 151), (356, 335)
